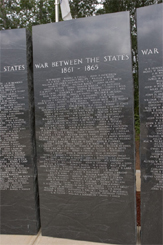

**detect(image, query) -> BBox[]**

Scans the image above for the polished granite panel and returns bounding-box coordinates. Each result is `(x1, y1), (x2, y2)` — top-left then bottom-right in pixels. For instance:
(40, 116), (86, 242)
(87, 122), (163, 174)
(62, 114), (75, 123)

(33, 12), (136, 244)
(137, 4), (163, 245)
(0, 28), (40, 235)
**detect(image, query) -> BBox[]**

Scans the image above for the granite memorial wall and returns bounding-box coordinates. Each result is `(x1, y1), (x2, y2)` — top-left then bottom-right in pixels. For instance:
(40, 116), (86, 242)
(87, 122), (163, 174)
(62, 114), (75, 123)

(137, 4), (163, 245)
(0, 29), (40, 234)
(33, 12), (136, 244)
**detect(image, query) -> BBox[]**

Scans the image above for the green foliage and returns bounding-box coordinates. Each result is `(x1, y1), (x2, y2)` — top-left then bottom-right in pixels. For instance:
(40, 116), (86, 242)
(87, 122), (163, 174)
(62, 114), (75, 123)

(0, 0), (58, 31)
(70, 0), (98, 18)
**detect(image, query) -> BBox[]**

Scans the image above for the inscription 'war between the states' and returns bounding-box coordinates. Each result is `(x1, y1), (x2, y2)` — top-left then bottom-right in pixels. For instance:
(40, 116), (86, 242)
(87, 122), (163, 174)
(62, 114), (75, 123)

(34, 54), (130, 73)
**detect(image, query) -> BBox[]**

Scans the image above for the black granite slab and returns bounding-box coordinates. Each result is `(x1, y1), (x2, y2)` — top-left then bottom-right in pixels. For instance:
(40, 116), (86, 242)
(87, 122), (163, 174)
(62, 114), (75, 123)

(0, 28), (40, 235)
(137, 4), (163, 245)
(33, 12), (136, 244)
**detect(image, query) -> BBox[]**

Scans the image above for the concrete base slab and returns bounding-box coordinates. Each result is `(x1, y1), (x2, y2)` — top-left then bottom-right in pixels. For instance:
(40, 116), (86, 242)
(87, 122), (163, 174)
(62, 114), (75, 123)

(0, 228), (141, 245)
(0, 232), (39, 245)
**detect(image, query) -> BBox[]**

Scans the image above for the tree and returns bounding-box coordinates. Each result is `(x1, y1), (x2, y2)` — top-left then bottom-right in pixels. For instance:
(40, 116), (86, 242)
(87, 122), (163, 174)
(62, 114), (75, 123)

(70, 0), (98, 18)
(0, 0), (57, 30)
(0, 0), (13, 29)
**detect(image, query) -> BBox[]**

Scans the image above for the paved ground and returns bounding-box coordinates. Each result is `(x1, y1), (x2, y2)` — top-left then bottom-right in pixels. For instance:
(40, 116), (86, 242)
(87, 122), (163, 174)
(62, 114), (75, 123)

(0, 228), (141, 245)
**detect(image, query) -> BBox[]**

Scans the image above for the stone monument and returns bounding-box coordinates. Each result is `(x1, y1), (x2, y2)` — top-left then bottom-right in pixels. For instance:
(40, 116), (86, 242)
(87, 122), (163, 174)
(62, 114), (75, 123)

(33, 12), (136, 244)
(137, 3), (163, 245)
(0, 28), (40, 234)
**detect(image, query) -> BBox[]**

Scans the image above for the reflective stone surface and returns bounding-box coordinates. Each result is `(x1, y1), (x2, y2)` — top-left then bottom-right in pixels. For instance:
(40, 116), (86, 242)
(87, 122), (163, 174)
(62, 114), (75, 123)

(137, 4), (163, 245)
(33, 12), (136, 244)
(0, 28), (40, 235)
